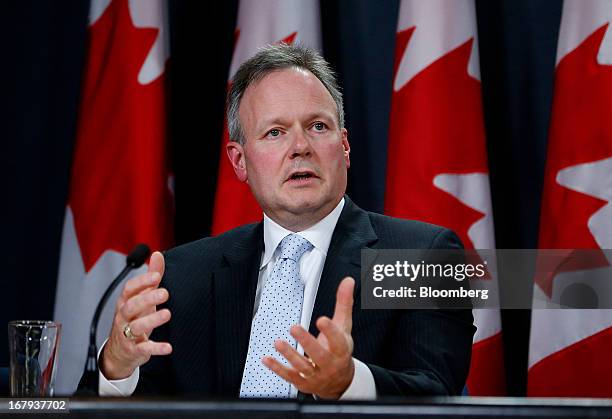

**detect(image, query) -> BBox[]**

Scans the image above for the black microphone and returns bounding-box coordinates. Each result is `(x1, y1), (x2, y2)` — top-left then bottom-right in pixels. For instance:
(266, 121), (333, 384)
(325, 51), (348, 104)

(76, 244), (151, 395)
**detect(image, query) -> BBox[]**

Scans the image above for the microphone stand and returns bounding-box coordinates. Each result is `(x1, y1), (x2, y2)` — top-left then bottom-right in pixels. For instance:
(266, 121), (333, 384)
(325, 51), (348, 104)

(76, 244), (150, 395)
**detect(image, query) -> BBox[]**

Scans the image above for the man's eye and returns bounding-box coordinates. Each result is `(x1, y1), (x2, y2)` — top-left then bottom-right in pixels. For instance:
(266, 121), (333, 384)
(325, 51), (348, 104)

(267, 129), (280, 137)
(313, 122), (327, 131)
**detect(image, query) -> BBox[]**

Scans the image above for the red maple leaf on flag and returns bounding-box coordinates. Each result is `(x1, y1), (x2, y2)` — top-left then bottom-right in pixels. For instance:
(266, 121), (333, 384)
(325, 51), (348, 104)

(536, 24), (612, 296)
(69, 0), (173, 272)
(386, 27), (505, 396)
(385, 27), (490, 250)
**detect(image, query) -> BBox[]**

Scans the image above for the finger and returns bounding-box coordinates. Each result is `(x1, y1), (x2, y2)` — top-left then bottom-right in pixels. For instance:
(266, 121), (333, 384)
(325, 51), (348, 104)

(147, 251), (165, 277)
(120, 288), (169, 321)
(274, 340), (316, 376)
(135, 340), (173, 356)
(118, 272), (162, 307)
(290, 325), (332, 369)
(332, 277), (354, 332)
(117, 252), (165, 306)
(262, 356), (307, 388)
(316, 316), (350, 357)
(129, 309), (171, 337)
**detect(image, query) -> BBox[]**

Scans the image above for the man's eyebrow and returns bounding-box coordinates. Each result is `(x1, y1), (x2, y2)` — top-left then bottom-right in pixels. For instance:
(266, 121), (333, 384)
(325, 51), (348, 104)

(255, 117), (288, 133)
(255, 111), (338, 133)
(303, 111), (336, 122)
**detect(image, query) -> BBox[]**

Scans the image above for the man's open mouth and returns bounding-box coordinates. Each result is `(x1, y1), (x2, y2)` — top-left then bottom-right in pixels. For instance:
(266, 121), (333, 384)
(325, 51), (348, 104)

(287, 170), (318, 182)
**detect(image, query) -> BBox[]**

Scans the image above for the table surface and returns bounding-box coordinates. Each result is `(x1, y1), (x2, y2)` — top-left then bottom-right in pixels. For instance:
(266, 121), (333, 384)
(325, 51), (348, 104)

(43, 396), (612, 419)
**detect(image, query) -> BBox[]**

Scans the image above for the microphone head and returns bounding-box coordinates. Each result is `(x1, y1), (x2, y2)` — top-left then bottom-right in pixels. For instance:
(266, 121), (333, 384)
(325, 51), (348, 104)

(126, 244), (151, 268)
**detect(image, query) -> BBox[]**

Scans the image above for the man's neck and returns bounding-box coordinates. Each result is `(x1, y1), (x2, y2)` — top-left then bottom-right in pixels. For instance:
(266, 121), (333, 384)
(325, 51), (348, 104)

(264, 198), (345, 232)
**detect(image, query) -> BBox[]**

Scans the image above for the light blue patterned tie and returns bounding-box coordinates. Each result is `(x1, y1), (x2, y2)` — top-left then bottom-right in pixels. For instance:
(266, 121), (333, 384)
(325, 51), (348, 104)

(239, 233), (313, 398)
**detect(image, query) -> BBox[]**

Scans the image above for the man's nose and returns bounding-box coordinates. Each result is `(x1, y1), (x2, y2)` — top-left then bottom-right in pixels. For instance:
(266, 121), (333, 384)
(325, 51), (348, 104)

(289, 128), (313, 158)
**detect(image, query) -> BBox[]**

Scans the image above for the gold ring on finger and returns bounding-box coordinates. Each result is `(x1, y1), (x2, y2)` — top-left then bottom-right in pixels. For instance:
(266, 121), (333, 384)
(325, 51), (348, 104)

(123, 323), (137, 340)
(298, 357), (316, 379)
(299, 370), (314, 380)
(306, 357), (316, 369)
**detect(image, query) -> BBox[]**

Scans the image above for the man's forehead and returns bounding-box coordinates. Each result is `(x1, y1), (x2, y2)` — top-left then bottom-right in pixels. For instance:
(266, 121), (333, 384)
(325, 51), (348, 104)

(239, 67), (337, 123)
(245, 67), (321, 97)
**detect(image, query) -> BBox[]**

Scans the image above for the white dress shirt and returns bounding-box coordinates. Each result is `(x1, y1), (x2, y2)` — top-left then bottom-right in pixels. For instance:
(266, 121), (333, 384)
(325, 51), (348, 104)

(100, 197), (376, 399)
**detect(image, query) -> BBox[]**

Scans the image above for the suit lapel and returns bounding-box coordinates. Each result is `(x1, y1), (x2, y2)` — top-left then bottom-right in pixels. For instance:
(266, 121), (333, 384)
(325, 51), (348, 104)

(213, 224), (263, 396)
(212, 197), (377, 393)
(309, 197), (378, 336)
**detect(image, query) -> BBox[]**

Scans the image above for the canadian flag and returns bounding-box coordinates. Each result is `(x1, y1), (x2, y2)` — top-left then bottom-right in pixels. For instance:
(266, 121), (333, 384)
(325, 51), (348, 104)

(528, 0), (612, 397)
(211, 0), (321, 235)
(385, 0), (505, 395)
(53, 0), (173, 395)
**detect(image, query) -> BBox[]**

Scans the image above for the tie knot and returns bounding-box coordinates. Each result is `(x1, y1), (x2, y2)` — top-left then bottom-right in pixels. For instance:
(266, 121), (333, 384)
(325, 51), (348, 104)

(279, 233), (313, 262)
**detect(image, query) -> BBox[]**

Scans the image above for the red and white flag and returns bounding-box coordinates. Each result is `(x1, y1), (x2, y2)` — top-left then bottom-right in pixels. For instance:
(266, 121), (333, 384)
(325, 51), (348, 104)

(528, 0), (612, 397)
(211, 0), (321, 235)
(385, 0), (505, 395)
(53, 0), (173, 394)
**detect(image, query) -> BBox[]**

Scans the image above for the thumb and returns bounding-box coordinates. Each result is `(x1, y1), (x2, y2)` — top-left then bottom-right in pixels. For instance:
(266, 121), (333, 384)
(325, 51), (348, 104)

(147, 251), (165, 278)
(332, 277), (354, 333)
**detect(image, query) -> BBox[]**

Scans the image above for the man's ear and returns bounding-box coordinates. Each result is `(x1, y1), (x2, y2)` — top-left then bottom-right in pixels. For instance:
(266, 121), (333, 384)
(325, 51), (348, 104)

(341, 128), (351, 169)
(226, 141), (248, 182)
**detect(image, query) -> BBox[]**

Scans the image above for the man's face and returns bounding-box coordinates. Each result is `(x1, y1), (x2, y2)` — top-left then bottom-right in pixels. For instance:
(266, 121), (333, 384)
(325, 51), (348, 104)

(227, 67), (350, 230)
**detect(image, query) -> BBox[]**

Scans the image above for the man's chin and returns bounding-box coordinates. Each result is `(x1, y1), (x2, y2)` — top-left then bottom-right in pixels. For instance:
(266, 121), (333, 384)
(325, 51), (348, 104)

(285, 191), (342, 215)
(286, 199), (319, 213)
(281, 193), (324, 214)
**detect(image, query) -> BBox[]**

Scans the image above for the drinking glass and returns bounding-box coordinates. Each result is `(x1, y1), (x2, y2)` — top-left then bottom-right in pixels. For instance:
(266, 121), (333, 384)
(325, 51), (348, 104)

(8, 320), (61, 396)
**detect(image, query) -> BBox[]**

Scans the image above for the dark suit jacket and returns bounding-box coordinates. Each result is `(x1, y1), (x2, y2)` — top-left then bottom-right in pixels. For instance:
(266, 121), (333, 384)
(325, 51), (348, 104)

(135, 196), (475, 397)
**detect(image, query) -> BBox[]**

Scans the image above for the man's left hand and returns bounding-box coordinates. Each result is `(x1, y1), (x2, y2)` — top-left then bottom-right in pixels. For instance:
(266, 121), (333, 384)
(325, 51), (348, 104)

(262, 277), (356, 400)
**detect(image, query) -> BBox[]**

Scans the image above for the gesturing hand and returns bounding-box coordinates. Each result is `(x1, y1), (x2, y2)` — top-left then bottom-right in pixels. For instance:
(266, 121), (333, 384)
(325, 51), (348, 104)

(100, 251), (173, 380)
(263, 277), (356, 400)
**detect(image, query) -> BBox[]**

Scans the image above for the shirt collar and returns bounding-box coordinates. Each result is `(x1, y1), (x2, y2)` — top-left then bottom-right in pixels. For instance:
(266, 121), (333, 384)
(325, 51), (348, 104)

(260, 197), (345, 270)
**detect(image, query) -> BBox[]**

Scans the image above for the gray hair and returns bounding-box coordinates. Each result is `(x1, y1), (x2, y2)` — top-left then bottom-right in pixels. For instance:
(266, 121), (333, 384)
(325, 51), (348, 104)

(227, 43), (345, 145)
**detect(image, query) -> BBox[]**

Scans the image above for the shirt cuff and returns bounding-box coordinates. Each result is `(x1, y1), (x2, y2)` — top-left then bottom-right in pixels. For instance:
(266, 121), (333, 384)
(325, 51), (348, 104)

(97, 339), (139, 397)
(339, 358), (377, 400)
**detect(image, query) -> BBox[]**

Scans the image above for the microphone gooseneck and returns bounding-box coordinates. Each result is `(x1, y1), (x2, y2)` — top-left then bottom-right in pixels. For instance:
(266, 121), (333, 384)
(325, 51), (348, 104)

(77, 244), (151, 395)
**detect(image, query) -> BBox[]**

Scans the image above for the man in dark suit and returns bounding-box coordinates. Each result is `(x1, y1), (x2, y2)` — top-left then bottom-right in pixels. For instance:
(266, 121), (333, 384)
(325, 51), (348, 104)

(96, 44), (475, 399)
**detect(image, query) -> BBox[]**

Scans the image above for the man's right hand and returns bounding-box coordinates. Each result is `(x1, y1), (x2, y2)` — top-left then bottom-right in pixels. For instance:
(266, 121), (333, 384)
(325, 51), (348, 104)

(100, 251), (173, 380)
